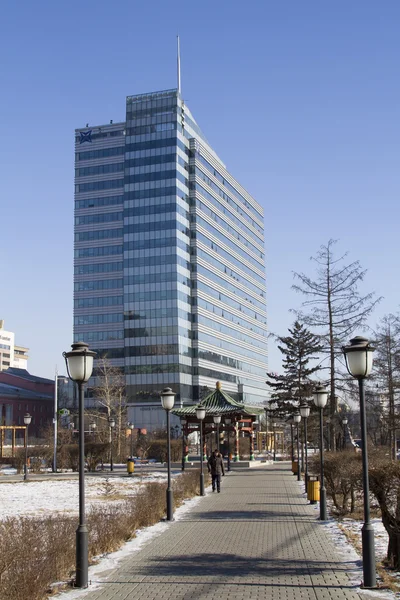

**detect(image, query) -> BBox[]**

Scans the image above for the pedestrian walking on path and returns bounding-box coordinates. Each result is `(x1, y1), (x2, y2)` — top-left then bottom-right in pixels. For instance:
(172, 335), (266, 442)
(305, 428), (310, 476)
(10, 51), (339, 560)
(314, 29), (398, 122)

(207, 449), (225, 492)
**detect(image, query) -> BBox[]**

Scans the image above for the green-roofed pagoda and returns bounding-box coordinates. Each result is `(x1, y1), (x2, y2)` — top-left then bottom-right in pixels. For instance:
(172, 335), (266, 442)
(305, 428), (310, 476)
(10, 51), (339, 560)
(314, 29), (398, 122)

(172, 381), (264, 419)
(172, 382), (264, 463)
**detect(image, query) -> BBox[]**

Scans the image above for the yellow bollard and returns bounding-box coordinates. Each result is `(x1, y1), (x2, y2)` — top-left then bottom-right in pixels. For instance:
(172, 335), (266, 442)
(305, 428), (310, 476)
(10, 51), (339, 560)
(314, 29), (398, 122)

(127, 459), (135, 475)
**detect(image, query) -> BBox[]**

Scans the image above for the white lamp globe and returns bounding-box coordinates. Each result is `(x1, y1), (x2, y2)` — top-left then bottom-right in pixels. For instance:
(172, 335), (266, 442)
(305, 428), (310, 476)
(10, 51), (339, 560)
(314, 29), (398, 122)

(160, 387), (175, 411)
(342, 336), (374, 378)
(196, 405), (206, 421)
(300, 404), (310, 418)
(63, 341), (96, 383)
(313, 386), (329, 409)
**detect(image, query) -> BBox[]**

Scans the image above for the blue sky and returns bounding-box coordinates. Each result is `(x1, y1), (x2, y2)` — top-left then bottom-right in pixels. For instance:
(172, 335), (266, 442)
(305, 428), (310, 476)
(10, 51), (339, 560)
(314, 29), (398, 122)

(1, 1), (399, 379)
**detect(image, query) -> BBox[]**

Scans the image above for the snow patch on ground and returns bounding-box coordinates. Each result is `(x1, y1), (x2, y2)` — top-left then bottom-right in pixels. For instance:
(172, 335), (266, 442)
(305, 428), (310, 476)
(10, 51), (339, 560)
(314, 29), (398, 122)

(296, 479), (399, 599)
(52, 491), (207, 599)
(0, 472), (169, 519)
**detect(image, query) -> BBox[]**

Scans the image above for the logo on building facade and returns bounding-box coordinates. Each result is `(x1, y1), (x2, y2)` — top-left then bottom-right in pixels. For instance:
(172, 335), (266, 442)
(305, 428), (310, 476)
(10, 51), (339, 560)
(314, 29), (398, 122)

(79, 130), (92, 144)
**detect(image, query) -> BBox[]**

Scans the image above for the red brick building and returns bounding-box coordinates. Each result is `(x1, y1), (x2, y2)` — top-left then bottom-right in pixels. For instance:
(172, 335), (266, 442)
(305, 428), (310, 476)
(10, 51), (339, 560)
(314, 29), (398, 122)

(0, 368), (54, 438)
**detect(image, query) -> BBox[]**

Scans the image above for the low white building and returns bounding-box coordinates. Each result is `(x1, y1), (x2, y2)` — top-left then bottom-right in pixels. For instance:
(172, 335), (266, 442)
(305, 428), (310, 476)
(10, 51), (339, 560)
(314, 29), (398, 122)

(0, 320), (29, 371)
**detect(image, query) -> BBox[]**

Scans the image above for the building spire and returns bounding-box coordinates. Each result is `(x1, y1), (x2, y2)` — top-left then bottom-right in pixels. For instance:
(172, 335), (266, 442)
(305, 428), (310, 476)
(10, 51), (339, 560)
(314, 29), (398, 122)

(177, 35), (181, 95)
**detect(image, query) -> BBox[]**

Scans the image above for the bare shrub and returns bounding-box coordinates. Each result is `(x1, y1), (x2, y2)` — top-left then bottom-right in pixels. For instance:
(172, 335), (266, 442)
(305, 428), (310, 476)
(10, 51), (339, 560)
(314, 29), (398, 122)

(58, 443), (79, 471)
(88, 504), (131, 556)
(62, 444), (79, 471)
(146, 439), (182, 463)
(0, 469), (205, 600)
(174, 469), (202, 505)
(85, 442), (109, 472)
(310, 450), (362, 515)
(10, 448), (25, 473)
(369, 448), (400, 569)
(0, 516), (75, 600)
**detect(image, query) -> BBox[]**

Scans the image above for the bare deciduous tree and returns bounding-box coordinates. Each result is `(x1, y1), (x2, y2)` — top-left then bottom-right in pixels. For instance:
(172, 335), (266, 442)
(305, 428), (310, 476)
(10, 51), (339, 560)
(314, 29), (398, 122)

(373, 314), (400, 459)
(90, 358), (127, 460)
(293, 239), (381, 449)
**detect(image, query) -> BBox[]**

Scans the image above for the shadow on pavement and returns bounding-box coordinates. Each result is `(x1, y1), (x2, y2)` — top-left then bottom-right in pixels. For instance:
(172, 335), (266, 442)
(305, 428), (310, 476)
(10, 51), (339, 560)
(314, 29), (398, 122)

(105, 553), (360, 588)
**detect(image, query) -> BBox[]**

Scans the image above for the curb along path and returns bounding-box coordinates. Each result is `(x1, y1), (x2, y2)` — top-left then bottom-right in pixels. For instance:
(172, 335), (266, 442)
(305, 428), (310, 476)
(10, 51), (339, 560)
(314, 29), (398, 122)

(71, 464), (367, 600)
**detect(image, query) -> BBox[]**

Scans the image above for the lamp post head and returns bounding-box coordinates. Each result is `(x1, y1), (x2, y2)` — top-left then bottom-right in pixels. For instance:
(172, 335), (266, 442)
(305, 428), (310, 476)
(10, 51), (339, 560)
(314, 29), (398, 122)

(300, 403), (310, 418)
(24, 413), (32, 426)
(313, 386), (329, 409)
(160, 387), (175, 411)
(196, 405), (206, 421)
(63, 341), (96, 383)
(128, 422), (134, 430)
(109, 417), (116, 428)
(90, 422), (97, 430)
(342, 417), (348, 426)
(225, 417), (232, 425)
(342, 336), (375, 379)
(213, 414), (221, 424)
(293, 413), (301, 424)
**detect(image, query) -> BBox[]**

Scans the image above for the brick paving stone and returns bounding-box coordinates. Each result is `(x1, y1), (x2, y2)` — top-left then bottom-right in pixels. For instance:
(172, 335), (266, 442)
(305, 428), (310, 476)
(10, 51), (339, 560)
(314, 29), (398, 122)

(77, 464), (372, 600)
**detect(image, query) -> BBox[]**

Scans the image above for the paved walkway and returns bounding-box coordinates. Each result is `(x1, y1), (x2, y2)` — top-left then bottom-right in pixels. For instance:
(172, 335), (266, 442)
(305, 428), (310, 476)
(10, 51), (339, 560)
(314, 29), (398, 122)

(79, 463), (366, 600)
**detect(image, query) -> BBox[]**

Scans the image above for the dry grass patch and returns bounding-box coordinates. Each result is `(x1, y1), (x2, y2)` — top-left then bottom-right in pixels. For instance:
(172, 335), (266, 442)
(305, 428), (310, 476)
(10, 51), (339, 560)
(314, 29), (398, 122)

(0, 469), (205, 600)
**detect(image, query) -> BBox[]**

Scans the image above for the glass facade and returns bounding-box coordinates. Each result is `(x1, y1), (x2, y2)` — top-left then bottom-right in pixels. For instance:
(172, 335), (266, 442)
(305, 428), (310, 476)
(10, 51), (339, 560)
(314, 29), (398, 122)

(74, 88), (268, 430)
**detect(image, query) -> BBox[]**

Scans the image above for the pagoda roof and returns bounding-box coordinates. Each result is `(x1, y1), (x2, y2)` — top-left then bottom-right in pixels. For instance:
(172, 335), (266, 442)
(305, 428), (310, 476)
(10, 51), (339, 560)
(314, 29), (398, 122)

(172, 382), (264, 419)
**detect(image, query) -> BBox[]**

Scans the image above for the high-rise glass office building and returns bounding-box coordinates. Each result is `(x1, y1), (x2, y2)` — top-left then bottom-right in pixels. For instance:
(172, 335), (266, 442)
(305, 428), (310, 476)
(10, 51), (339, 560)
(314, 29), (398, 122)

(74, 89), (268, 429)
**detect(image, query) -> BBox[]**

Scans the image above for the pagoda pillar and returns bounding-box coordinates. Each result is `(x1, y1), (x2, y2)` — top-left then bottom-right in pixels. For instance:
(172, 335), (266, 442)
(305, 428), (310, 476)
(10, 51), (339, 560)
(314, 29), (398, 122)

(250, 431), (255, 461)
(234, 423), (239, 461)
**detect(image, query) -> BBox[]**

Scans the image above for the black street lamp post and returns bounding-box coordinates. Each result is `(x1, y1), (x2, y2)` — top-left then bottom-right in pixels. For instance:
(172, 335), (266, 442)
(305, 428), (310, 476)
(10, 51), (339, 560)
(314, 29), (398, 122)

(213, 415), (221, 452)
(128, 422), (134, 459)
(293, 413), (301, 481)
(313, 386), (328, 521)
(342, 417), (348, 450)
(343, 336), (376, 588)
(109, 417), (116, 471)
(23, 413), (32, 481)
(181, 418), (187, 471)
(290, 419), (294, 461)
(196, 405), (206, 495)
(300, 403), (310, 494)
(273, 422), (277, 461)
(225, 417), (232, 471)
(161, 388), (175, 521)
(63, 341), (96, 589)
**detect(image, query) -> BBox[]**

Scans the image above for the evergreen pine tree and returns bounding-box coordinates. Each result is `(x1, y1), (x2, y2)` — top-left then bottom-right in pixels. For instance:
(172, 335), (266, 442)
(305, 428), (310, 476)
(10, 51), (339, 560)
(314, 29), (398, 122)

(267, 321), (323, 418)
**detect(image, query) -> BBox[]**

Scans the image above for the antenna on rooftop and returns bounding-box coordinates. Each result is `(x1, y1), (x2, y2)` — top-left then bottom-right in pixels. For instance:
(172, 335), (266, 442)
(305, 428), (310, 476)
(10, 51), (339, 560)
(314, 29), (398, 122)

(177, 35), (181, 95)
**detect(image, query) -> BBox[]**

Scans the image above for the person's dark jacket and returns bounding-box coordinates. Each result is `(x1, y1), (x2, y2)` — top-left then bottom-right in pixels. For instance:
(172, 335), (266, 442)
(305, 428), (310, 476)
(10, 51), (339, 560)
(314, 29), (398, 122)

(208, 453), (225, 476)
